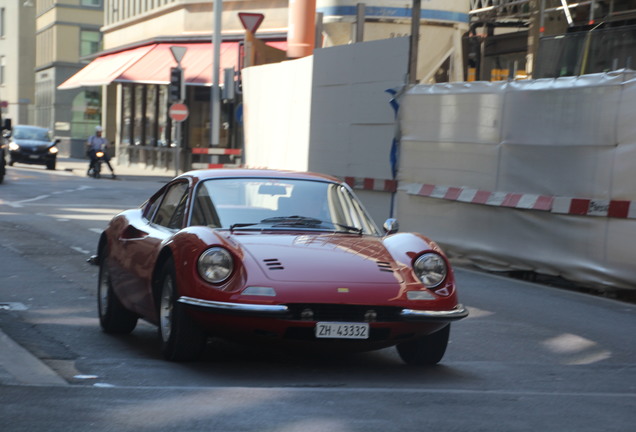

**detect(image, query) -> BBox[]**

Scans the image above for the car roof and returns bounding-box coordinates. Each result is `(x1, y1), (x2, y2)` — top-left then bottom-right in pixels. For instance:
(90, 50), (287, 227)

(179, 168), (344, 184)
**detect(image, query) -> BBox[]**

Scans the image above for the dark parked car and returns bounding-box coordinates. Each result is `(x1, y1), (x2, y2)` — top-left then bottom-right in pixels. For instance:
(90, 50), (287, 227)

(0, 118), (9, 183)
(92, 169), (468, 364)
(0, 142), (5, 184)
(6, 125), (59, 170)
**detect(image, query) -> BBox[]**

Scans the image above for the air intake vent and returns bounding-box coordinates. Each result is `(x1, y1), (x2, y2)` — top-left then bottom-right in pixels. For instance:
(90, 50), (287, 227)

(263, 258), (284, 270)
(376, 261), (393, 273)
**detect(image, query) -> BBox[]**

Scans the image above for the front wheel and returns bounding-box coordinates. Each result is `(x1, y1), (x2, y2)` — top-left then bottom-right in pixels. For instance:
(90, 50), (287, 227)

(97, 252), (138, 334)
(158, 258), (207, 361)
(396, 324), (450, 366)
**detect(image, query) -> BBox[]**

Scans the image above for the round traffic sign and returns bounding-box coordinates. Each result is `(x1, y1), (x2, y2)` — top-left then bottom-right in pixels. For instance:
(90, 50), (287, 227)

(169, 103), (189, 122)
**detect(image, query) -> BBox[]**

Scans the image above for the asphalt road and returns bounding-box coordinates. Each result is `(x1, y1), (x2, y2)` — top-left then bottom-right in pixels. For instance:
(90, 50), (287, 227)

(0, 162), (635, 432)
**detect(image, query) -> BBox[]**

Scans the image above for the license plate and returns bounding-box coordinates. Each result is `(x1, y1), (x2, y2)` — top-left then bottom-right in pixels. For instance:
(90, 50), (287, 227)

(315, 322), (369, 339)
(29, 155), (39, 159)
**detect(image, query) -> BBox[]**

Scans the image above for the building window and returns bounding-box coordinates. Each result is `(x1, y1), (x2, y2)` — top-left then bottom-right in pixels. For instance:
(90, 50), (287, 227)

(0, 56), (5, 85)
(81, 0), (102, 6)
(0, 8), (5, 38)
(80, 30), (102, 57)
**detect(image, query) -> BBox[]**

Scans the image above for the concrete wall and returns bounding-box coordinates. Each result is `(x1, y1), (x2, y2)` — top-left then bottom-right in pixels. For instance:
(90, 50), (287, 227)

(242, 37), (409, 226)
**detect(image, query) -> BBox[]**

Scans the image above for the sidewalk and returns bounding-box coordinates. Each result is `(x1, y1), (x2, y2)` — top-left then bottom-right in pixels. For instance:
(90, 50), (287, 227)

(56, 157), (175, 182)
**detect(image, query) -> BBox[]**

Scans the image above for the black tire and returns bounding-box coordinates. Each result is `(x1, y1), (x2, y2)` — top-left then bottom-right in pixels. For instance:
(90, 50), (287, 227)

(46, 161), (56, 170)
(97, 251), (138, 334)
(158, 258), (207, 361)
(396, 324), (450, 366)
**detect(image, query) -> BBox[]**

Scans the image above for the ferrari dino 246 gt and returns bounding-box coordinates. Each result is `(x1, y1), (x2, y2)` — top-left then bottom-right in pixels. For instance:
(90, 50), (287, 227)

(92, 169), (468, 365)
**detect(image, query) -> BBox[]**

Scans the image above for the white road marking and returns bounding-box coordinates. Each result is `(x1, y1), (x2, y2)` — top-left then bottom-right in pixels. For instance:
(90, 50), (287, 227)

(71, 246), (90, 255)
(1, 185), (93, 208)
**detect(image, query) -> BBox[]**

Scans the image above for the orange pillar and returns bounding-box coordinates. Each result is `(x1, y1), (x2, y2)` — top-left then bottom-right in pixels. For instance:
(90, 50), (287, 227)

(287, 0), (316, 59)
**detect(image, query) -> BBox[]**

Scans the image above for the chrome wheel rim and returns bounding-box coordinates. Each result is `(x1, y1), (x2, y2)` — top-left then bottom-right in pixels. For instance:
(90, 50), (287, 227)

(159, 276), (173, 343)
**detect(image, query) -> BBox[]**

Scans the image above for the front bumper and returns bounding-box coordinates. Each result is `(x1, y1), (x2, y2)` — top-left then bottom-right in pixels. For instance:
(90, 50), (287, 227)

(10, 150), (56, 164)
(178, 296), (468, 322)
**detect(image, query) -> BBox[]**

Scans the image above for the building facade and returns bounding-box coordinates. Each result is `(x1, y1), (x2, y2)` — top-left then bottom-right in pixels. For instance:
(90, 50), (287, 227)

(0, 1), (36, 125)
(59, 0), (470, 171)
(34, 0), (104, 146)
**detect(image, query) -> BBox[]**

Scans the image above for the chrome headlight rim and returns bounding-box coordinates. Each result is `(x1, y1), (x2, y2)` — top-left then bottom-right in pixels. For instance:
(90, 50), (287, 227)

(197, 247), (234, 284)
(413, 252), (448, 288)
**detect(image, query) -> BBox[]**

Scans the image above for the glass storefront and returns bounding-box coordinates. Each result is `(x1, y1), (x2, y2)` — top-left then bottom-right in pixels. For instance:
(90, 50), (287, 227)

(116, 82), (239, 171)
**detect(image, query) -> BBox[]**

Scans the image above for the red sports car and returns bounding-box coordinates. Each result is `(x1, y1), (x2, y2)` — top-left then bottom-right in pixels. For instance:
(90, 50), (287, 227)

(92, 169), (468, 364)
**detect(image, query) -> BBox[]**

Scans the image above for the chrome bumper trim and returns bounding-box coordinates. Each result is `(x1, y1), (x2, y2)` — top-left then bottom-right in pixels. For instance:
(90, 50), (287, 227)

(400, 304), (469, 321)
(178, 296), (289, 315)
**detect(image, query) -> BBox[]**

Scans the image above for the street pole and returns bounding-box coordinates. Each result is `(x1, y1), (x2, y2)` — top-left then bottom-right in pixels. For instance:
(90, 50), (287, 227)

(210, 0), (222, 149)
(408, 0), (421, 84)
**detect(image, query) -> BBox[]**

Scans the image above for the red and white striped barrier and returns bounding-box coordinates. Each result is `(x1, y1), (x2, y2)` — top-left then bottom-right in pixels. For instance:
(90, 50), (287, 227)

(191, 163), (242, 170)
(191, 148), (242, 156)
(402, 183), (636, 219)
(344, 177), (398, 193)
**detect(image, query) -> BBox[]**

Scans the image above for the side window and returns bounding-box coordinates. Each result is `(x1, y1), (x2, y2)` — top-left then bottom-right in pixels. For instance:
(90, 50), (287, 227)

(152, 182), (189, 229)
(191, 184), (221, 227)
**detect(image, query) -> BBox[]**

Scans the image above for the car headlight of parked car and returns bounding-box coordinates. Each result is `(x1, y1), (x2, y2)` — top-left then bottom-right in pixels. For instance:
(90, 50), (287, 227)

(49, 146), (58, 154)
(9, 142), (19, 151)
(413, 252), (447, 288)
(198, 247), (234, 284)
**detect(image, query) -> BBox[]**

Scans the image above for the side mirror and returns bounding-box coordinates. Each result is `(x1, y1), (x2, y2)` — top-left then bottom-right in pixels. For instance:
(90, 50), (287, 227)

(383, 218), (399, 235)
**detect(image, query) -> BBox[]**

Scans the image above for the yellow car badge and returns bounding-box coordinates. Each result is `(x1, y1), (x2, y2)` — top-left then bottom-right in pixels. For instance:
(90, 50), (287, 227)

(337, 288), (350, 293)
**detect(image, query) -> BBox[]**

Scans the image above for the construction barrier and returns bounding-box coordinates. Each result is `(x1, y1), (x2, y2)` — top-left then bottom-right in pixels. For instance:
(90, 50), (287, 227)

(397, 70), (636, 291)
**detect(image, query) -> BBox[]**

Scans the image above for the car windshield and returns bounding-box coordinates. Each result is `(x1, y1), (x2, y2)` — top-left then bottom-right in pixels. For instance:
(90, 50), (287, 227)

(13, 126), (50, 142)
(191, 178), (381, 235)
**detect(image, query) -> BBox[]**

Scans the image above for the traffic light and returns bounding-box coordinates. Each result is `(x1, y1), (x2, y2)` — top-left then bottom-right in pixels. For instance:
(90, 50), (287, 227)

(169, 67), (183, 102)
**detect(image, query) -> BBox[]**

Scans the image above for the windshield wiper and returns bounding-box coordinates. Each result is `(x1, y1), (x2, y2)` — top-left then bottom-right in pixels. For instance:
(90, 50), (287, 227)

(260, 216), (363, 235)
(260, 215), (322, 225)
(229, 222), (262, 232)
(229, 216), (363, 235)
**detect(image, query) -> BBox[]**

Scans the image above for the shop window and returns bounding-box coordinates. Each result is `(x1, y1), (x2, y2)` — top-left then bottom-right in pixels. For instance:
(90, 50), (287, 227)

(122, 84), (133, 145)
(158, 85), (169, 146)
(133, 85), (146, 145)
(70, 89), (102, 139)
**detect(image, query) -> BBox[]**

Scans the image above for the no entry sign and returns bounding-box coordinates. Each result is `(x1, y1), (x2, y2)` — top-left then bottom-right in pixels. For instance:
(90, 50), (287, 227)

(169, 103), (189, 122)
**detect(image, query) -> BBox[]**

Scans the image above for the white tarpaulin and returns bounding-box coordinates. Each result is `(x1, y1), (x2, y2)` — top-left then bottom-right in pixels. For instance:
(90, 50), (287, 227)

(397, 70), (636, 291)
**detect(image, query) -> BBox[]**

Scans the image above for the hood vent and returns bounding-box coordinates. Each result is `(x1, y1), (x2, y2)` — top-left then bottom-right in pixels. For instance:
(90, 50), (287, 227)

(376, 261), (393, 273)
(263, 258), (284, 271)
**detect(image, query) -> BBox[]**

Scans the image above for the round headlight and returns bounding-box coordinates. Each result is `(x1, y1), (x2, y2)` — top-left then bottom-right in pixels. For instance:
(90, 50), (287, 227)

(413, 253), (447, 288)
(9, 142), (19, 151)
(197, 247), (233, 284)
(49, 146), (59, 154)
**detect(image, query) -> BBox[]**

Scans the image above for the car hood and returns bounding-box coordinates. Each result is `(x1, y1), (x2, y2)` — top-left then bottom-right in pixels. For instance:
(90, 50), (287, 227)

(233, 233), (404, 284)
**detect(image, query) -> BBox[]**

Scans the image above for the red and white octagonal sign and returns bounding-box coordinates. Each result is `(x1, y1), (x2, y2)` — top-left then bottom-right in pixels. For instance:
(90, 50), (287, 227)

(169, 103), (189, 122)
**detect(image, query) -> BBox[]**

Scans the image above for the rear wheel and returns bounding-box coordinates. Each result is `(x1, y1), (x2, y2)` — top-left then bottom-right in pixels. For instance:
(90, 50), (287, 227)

(97, 251), (138, 334)
(158, 258), (207, 361)
(396, 324), (450, 366)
